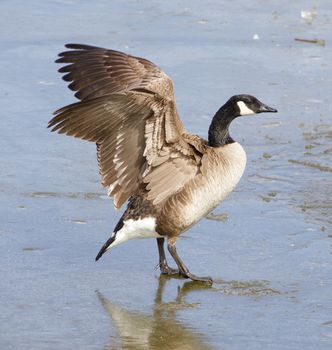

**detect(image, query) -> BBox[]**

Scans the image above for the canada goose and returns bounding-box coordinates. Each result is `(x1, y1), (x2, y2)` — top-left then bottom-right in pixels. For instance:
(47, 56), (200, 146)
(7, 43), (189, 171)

(49, 44), (277, 284)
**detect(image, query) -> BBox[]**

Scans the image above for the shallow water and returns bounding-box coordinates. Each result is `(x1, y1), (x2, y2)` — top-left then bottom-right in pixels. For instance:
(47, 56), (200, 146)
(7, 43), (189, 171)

(1, 0), (332, 349)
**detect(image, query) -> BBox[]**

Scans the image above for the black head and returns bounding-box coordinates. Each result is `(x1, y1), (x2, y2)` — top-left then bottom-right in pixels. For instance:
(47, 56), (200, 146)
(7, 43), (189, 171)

(208, 94), (278, 147)
(228, 94), (277, 116)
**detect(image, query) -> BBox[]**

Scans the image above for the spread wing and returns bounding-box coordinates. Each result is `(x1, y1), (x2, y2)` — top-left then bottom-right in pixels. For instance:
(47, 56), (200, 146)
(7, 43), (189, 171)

(55, 43), (174, 101)
(49, 44), (205, 208)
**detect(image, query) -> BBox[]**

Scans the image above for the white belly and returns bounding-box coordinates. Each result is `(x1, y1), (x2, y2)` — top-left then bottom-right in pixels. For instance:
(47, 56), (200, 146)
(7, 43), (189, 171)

(181, 142), (247, 228)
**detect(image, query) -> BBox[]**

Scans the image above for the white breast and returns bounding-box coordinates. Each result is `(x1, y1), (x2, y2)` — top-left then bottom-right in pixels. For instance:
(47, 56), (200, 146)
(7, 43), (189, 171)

(181, 142), (247, 228)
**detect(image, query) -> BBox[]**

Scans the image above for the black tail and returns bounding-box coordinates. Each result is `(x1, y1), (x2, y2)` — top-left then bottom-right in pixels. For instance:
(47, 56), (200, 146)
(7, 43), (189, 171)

(95, 213), (125, 261)
(95, 235), (116, 261)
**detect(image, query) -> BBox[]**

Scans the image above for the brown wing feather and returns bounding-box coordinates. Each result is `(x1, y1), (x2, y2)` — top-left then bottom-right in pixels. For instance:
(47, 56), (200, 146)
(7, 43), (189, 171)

(56, 43), (175, 101)
(51, 45), (206, 209)
(49, 92), (155, 208)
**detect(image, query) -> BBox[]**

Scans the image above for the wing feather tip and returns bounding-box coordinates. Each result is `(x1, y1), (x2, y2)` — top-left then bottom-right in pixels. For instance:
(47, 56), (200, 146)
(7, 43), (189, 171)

(65, 43), (100, 50)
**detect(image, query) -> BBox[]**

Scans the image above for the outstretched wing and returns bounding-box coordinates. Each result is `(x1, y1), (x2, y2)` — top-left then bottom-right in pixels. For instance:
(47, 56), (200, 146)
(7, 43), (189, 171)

(49, 44), (205, 208)
(56, 43), (174, 101)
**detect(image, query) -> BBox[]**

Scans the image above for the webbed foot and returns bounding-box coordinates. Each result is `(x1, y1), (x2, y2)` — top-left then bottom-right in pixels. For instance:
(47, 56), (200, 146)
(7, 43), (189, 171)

(160, 264), (179, 276)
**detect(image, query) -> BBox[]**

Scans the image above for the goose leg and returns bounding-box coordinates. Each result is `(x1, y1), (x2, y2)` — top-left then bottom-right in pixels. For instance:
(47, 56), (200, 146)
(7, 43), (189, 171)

(167, 240), (213, 284)
(156, 238), (179, 275)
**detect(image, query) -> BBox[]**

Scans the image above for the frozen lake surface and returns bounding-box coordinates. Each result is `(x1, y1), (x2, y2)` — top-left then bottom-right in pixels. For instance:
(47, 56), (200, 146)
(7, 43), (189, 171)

(1, 0), (331, 349)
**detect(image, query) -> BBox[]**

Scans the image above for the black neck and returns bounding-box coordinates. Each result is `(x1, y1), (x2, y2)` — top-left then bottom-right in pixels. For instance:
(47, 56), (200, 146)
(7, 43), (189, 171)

(208, 104), (237, 147)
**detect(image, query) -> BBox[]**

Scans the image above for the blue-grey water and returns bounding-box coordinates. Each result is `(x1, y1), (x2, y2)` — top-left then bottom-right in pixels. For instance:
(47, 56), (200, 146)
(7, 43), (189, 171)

(1, 1), (331, 349)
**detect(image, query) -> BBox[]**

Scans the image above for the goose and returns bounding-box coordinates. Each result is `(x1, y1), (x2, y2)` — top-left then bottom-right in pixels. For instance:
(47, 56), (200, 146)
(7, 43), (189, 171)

(49, 44), (277, 284)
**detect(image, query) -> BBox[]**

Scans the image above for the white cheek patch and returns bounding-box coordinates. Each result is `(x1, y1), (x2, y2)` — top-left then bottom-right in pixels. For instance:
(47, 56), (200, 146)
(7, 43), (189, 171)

(237, 101), (255, 116)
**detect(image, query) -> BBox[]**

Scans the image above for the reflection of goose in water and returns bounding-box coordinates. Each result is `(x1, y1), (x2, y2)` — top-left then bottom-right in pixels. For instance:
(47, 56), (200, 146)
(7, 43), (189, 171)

(97, 277), (213, 350)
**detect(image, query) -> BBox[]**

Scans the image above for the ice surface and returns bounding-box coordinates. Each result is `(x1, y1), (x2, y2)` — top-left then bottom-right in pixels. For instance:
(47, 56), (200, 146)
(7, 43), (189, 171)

(1, 0), (332, 349)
